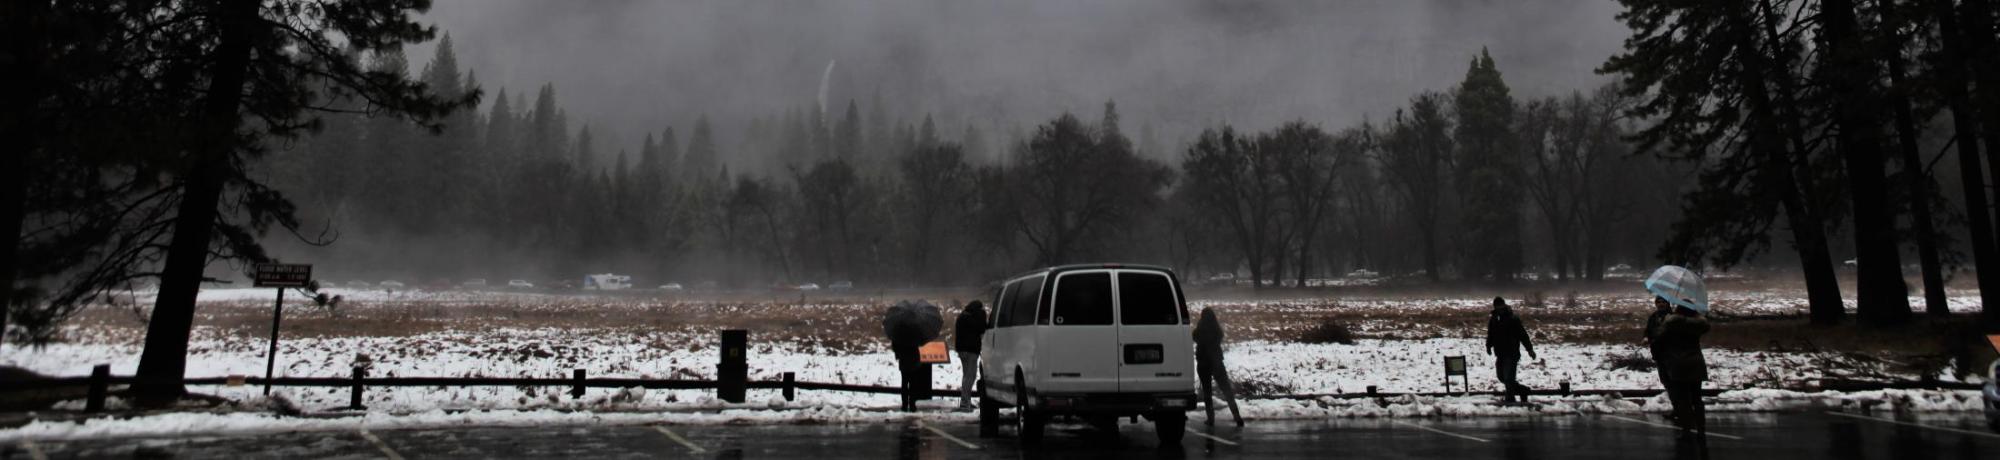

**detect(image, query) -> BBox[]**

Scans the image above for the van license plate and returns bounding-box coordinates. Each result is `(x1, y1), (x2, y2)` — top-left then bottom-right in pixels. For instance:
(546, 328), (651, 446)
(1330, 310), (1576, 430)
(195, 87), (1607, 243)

(1125, 344), (1164, 364)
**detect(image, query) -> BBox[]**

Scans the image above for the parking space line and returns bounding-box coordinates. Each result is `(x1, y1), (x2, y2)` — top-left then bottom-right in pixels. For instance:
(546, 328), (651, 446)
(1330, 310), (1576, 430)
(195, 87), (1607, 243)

(1603, 415), (1744, 440)
(652, 425), (709, 453)
(913, 420), (982, 450)
(357, 429), (405, 460)
(18, 440), (47, 460)
(1389, 420), (1491, 443)
(1823, 411), (2000, 440)
(1183, 428), (1241, 446)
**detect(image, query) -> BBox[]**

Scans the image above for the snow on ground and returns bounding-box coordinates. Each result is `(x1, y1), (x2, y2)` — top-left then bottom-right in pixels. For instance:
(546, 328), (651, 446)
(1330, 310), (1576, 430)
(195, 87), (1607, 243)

(5, 285), (1983, 440)
(0, 330), (1900, 416)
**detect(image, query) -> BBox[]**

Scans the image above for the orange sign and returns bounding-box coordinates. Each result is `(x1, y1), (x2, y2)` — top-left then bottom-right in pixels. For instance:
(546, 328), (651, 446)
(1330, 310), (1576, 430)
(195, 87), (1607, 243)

(1987, 335), (2000, 354)
(919, 341), (950, 364)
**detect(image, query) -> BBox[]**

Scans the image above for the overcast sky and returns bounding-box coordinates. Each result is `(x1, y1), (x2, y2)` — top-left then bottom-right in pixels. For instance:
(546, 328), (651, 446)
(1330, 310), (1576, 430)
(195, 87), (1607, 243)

(412, 0), (1629, 169)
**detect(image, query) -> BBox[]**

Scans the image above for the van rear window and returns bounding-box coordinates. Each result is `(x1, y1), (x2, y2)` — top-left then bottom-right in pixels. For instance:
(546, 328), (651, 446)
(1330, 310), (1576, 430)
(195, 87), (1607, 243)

(1118, 272), (1181, 325)
(1052, 272), (1113, 325)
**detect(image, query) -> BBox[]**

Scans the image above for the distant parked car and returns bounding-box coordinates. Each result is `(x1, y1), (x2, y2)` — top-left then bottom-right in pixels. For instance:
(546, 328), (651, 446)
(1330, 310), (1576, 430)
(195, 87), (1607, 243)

(1345, 269), (1379, 278)
(462, 279), (488, 288)
(346, 280), (371, 288)
(379, 280), (406, 288)
(1984, 359), (1999, 432)
(797, 283), (821, 291)
(507, 279), (534, 289)
(659, 283), (684, 291)
(829, 281), (853, 290)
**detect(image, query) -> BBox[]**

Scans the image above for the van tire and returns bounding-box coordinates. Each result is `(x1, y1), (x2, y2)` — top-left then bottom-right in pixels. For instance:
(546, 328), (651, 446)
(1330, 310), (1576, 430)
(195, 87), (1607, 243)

(1154, 412), (1186, 445)
(1016, 369), (1043, 444)
(979, 382), (1000, 437)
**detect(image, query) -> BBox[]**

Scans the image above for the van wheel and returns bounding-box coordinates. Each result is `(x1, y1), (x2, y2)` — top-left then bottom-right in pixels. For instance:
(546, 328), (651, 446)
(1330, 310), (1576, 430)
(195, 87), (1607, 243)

(1154, 411), (1186, 445)
(978, 382), (999, 437)
(1015, 369), (1043, 444)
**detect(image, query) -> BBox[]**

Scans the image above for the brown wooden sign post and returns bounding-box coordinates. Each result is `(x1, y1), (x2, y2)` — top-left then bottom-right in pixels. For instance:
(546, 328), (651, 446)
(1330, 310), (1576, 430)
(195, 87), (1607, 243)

(253, 263), (311, 396)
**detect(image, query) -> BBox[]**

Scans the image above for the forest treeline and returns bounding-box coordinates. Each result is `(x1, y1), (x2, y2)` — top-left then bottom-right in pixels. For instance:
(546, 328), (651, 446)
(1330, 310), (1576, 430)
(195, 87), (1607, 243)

(265, 40), (1683, 296)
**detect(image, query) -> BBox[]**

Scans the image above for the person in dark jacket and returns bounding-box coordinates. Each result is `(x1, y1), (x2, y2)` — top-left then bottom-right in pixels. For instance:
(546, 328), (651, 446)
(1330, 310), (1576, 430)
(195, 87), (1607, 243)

(1485, 297), (1538, 402)
(1656, 305), (1711, 435)
(1194, 308), (1243, 427)
(1644, 296), (1674, 398)
(953, 300), (989, 410)
(888, 317), (929, 412)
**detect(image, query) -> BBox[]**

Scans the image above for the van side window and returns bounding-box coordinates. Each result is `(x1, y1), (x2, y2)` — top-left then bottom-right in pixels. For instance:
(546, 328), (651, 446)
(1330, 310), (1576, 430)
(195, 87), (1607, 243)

(1118, 272), (1181, 325)
(1052, 272), (1113, 325)
(992, 282), (1015, 327)
(1008, 275), (1044, 327)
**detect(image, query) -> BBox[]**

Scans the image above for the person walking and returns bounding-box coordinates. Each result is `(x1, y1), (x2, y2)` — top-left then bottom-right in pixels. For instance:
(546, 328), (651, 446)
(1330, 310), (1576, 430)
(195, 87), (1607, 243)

(1193, 308), (1243, 427)
(953, 300), (989, 411)
(1485, 297), (1538, 402)
(1656, 304), (1711, 436)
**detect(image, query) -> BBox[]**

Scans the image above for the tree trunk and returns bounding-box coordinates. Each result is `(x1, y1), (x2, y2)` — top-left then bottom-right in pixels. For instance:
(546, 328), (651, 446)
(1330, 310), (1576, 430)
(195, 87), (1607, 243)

(1822, 0), (1912, 326)
(1421, 217), (1441, 282)
(1729, 0), (1846, 324)
(1887, 50), (1950, 316)
(134, 0), (260, 406)
(0, 0), (50, 350)
(1962, 0), (2000, 329)
(1935, 0), (2000, 328)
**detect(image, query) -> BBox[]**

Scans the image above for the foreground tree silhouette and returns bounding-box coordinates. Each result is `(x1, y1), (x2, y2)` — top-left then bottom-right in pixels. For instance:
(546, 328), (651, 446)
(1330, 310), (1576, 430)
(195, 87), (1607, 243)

(128, 0), (472, 406)
(1600, 0), (1846, 324)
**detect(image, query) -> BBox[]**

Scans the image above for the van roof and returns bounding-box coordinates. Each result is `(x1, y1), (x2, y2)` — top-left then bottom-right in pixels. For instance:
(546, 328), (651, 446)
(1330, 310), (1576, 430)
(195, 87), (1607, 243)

(1004, 263), (1177, 282)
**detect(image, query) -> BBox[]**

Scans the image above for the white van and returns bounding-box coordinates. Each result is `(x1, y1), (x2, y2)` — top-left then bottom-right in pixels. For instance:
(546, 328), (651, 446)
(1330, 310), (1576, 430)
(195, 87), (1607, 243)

(976, 263), (1197, 444)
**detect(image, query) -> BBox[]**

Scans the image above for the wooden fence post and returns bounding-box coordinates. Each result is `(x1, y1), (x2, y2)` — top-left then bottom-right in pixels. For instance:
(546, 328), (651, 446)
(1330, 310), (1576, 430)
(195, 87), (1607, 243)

(86, 364), (110, 412)
(782, 372), (795, 402)
(571, 369), (586, 399)
(348, 366), (367, 410)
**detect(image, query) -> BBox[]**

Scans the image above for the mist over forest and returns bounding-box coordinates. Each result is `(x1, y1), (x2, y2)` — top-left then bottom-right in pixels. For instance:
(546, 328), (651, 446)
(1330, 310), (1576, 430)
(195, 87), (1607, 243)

(253, 0), (1688, 287)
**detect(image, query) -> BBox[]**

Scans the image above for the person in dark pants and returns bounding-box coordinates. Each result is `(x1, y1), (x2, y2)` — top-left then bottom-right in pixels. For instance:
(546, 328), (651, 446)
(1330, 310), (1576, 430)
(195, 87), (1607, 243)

(1193, 308), (1243, 427)
(953, 300), (989, 411)
(1485, 297), (1538, 402)
(1644, 296), (1674, 409)
(889, 319), (927, 412)
(1656, 304), (1711, 436)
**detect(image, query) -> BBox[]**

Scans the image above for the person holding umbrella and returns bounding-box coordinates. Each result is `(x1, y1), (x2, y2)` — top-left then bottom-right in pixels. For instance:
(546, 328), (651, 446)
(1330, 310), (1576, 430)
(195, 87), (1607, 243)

(1645, 265), (1712, 437)
(883, 300), (944, 412)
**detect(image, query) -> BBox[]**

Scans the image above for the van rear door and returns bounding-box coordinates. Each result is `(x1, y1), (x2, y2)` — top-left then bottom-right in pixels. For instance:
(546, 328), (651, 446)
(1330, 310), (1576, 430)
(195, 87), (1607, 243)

(1114, 270), (1194, 393)
(1042, 270), (1119, 393)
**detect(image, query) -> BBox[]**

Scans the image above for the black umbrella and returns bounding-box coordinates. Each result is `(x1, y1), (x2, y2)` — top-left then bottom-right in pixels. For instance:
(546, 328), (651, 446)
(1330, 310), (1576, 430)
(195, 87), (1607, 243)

(881, 299), (944, 343)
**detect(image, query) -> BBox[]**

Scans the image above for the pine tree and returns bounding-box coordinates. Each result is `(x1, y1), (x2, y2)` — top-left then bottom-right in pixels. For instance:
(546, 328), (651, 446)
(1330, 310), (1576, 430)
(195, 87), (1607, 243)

(575, 125), (596, 172)
(838, 99), (862, 159)
(683, 116), (716, 180)
(1453, 49), (1524, 281)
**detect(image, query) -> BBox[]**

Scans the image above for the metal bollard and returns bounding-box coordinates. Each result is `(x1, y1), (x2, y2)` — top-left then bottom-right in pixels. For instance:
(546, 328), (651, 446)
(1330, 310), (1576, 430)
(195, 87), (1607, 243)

(348, 366), (367, 410)
(571, 369), (587, 399)
(718, 330), (747, 403)
(782, 372), (796, 402)
(86, 364), (110, 412)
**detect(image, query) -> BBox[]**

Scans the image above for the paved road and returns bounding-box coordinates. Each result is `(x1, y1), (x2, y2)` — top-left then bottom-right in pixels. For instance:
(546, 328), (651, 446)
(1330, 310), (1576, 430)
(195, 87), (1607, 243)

(4, 411), (1996, 459)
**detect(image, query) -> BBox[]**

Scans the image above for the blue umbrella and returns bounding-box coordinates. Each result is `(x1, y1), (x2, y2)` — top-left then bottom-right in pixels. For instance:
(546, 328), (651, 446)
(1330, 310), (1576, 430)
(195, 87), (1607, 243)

(1645, 265), (1710, 315)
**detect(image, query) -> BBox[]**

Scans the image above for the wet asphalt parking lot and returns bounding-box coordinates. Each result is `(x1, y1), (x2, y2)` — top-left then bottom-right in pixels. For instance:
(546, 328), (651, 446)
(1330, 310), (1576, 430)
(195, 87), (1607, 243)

(3, 410), (1996, 459)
